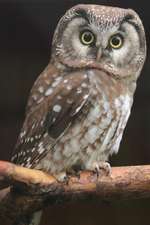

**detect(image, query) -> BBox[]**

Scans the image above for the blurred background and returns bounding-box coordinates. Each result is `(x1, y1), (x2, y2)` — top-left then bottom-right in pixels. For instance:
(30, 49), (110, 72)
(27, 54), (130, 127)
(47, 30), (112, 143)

(0, 0), (150, 224)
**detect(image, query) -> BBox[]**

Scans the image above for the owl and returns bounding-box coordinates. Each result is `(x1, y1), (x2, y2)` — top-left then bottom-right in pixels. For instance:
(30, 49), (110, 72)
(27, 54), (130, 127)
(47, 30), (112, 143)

(11, 4), (146, 180)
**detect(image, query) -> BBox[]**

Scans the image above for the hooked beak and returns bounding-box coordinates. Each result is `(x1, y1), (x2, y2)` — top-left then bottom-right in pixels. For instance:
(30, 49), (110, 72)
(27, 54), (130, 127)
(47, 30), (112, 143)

(96, 48), (102, 61)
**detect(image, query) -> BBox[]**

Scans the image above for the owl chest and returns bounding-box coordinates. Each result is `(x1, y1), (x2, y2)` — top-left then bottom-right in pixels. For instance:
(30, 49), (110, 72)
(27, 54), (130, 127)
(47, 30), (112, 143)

(40, 88), (131, 173)
(72, 93), (116, 155)
(56, 86), (132, 166)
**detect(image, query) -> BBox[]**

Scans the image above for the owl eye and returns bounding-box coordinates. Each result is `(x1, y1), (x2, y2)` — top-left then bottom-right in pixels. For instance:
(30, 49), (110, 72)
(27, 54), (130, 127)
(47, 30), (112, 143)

(80, 30), (95, 46)
(109, 34), (124, 49)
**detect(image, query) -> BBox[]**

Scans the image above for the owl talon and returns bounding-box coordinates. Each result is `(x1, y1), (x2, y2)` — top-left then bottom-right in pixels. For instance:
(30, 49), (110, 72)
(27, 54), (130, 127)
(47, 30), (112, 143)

(92, 162), (111, 177)
(55, 172), (68, 183)
(55, 171), (81, 184)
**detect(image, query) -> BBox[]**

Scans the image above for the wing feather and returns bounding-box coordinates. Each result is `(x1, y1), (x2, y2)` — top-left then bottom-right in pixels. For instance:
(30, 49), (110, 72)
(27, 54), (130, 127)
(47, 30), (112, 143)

(11, 65), (90, 168)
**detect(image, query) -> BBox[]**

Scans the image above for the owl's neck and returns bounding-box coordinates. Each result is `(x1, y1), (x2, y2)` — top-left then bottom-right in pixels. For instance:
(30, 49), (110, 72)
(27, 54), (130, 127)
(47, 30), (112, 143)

(50, 59), (137, 97)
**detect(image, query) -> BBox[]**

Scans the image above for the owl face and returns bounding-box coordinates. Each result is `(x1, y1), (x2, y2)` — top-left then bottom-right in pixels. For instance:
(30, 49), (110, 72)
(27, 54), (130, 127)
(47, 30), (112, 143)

(52, 4), (146, 80)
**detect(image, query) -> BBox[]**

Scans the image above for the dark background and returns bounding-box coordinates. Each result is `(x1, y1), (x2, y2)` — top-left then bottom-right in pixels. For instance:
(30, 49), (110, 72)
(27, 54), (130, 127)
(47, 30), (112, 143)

(0, 0), (150, 225)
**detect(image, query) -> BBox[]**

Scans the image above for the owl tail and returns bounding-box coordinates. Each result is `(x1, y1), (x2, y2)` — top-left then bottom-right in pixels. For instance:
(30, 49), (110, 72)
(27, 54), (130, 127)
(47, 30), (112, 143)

(14, 210), (42, 225)
(29, 211), (43, 225)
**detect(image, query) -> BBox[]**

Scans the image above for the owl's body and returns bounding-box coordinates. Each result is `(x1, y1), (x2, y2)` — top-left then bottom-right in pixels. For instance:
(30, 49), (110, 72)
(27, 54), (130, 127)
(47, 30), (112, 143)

(11, 4), (146, 178)
(34, 68), (132, 175)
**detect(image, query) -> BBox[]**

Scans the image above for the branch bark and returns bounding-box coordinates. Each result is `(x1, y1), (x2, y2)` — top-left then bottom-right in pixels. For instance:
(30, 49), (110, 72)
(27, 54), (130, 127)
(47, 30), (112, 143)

(0, 160), (150, 225)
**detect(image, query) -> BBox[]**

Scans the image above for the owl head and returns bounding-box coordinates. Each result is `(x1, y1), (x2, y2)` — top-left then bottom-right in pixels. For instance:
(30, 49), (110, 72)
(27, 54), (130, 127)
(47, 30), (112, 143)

(51, 4), (146, 81)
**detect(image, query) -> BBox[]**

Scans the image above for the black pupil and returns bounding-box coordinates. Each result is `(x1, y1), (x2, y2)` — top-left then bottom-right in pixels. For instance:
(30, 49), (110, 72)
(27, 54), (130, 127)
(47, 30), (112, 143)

(83, 32), (93, 43)
(111, 36), (121, 46)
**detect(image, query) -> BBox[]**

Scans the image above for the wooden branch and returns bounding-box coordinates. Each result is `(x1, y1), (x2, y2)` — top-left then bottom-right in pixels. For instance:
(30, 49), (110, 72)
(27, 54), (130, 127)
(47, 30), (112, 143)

(0, 160), (150, 225)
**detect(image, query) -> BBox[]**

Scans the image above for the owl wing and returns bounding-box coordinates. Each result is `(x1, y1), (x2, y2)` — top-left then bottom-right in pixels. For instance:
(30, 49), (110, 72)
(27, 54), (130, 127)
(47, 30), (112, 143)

(12, 65), (90, 168)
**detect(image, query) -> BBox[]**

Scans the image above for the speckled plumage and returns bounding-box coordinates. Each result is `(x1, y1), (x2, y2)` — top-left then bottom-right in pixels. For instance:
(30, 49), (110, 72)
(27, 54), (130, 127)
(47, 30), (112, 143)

(11, 4), (146, 178)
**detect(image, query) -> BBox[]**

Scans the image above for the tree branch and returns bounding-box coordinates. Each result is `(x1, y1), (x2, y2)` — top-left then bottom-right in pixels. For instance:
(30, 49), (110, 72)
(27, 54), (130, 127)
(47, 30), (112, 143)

(0, 160), (150, 225)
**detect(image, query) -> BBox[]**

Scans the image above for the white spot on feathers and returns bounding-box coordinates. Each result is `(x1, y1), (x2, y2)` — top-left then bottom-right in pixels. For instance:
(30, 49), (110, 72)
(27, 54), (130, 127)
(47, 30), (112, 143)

(84, 74), (88, 78)
(57, 95), (62, 100)
(38, 142), (43, 147)
(27, 157), (31, 162)
(38, 86), (44, 93)
(81, 83), (87, 88)
(67, 85), (72, 90)
(30, 137), (34, 142)
(40, 120), (44, 126)
(38, 145), (45, 154)
(32, 124), (36, 130)
(77, 88), (82, 94)
(20, 131), (26, 138)
(53, 105), (62, 112)
(31, 147), (35, 152)
(67, 98), (73, 104)
(52, 77), (62, 87)
(11, 155), (16, 161)
(52, 117), (56, 122)
(37, 97), (44, 104)
(32, 95), (37, 101)
(45, 87), (53, 96)
(43, 133), (48, 138)
(83, 94), (89, 100)
(75, 106), (81, 114)
(64, 79), (68, 83)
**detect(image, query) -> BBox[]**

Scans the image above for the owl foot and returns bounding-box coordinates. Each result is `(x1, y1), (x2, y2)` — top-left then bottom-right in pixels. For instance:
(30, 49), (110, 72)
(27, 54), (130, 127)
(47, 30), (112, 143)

(55, 170), (80, 184)
(91, 161), (111, 177)
(55, 164), (84, 183)
(55, 172), (68, 183)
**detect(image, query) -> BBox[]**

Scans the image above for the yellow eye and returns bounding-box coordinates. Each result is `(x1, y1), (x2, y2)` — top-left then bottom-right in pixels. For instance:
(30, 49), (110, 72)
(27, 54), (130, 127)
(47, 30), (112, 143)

(80, 30), (95, 46)
(109, 34), (124, 49)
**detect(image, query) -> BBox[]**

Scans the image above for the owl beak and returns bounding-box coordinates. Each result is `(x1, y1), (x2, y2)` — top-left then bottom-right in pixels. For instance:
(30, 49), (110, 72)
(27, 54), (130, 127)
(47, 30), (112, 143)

(96, 48), (102, 62)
